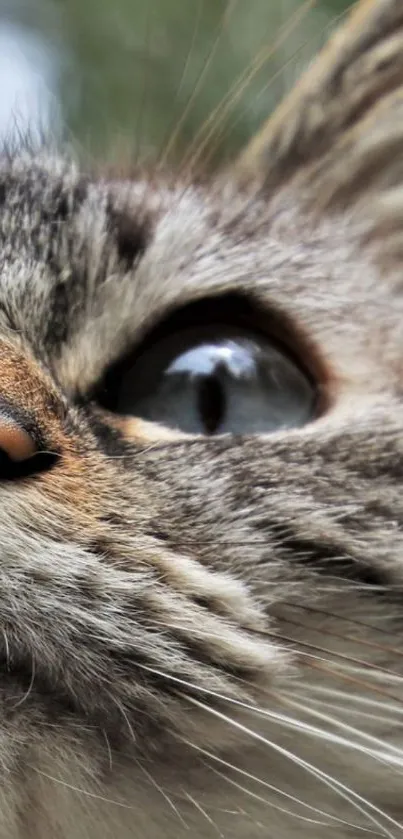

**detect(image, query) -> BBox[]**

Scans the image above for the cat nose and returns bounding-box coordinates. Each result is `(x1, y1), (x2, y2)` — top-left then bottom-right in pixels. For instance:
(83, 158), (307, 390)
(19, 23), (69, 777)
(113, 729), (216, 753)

(0, 414), (36, 462)
(0, 411), (58, 479)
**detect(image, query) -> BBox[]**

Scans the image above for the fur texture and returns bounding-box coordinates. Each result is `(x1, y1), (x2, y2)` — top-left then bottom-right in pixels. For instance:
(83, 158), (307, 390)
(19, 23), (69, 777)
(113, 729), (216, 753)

(0, 0), (401, 836)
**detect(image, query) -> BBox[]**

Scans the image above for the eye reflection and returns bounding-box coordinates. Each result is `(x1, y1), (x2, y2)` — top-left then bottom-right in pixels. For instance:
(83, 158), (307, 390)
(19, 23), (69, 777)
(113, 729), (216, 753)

(168, 341), (257, 378)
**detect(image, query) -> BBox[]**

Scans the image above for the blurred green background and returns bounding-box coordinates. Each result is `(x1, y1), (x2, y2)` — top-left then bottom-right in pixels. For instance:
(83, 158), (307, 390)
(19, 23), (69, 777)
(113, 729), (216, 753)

(0, 0), (354, 167)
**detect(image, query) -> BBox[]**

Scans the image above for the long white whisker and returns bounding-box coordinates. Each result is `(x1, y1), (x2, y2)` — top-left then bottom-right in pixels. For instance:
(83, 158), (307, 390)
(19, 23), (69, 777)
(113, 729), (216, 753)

(279, 694), (403, 762)
(180, 737), (379, 833)
(290, 691), (403, 728)
(210, 761), (387, 833)
(206, 763), (346, 828)
(181, 694), (403, 838)
(131, 660), (401, 767)
(290, 685), (403, 715)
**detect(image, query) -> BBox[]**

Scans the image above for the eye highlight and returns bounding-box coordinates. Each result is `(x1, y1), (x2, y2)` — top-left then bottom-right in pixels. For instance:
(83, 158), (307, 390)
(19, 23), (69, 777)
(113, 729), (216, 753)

(97, 321), (316, 436)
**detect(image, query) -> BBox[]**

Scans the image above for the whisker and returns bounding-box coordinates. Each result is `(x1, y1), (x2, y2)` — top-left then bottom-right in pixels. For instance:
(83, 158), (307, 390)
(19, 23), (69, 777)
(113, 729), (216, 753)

(112, 679), (197, 826)
(180, 737), (379, 833)
(134, 3), (153, 166)
(135, 759), (189, 829)
(278, 693), (403, 763)
(202, 41), (314, 170)
(143, 611), (403, 666)
(206, 763), (342, 828)
(160, 0), (238, 167)
(139, 617), (266, 650)
(180, 694), (403, 838)
(117, 618), (403, 708)
(281, 601), (403, 643)
(299, 657), (403, 703)
(129, 659), (259, 708)
(157, 0), (204, 165)
(290, 684), (403, 716)
(203, 3), (370, 168)
(245, 703), (403, 769)
(180, 0), (317, 175)
(182, 789), (224, 837)
(130, 660), (401, 769)
(248, 626), (403, 678)
(284, 621), (403, 659)
(224, 656), (403, 717)
(30, 766), (135, 809)
(290, 691), (403, 727)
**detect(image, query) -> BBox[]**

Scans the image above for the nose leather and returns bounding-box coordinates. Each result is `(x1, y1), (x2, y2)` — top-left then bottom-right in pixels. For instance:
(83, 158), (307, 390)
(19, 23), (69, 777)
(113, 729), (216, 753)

(0, 415), (36, 461)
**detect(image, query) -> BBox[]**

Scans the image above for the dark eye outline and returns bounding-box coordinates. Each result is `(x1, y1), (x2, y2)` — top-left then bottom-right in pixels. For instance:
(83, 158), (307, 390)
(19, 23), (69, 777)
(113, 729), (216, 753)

(91, 294), (326, 424)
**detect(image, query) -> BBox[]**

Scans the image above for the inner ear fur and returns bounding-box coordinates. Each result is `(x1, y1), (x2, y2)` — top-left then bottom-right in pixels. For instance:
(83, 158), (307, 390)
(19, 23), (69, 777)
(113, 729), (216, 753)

(235, 0), (403, 213)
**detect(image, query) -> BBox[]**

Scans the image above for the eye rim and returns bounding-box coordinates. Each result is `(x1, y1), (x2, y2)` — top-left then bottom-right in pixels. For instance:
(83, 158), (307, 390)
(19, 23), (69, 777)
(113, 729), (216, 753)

(91, 294), (327, 425)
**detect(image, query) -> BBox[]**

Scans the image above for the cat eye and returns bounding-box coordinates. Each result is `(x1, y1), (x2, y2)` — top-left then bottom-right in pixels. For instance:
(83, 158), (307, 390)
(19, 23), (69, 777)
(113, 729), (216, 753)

(98, 323), (315, 436)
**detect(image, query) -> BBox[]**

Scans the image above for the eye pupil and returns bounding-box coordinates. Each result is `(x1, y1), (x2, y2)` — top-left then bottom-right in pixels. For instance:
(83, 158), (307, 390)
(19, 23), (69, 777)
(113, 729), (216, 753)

(98, 321), (315, 435)
(197, 374), (226, 434)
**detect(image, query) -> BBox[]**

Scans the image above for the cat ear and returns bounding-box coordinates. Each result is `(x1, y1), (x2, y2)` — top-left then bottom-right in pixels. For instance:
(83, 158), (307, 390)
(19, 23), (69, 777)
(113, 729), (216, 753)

(235, 0), (403, 214)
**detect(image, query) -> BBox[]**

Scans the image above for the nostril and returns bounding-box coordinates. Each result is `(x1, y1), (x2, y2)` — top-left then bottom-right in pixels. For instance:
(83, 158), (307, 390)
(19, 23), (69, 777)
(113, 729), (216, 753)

(0, 415), (37, 462)
(0, 415), (58, 480)
(0, 448), (59, 480)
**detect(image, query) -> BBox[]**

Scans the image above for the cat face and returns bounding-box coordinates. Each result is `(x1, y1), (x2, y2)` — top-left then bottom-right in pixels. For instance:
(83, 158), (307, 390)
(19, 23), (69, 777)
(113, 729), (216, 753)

(0, 1), (402, 838)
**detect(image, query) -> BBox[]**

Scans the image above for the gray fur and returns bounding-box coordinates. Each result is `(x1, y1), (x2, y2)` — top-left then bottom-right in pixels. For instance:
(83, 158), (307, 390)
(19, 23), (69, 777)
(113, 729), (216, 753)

(0, 1), (401, 837)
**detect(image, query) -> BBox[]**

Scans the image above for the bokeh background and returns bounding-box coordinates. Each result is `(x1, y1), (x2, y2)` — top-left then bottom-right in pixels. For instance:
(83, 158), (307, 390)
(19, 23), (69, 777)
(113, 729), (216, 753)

(0, 0), (353, 167)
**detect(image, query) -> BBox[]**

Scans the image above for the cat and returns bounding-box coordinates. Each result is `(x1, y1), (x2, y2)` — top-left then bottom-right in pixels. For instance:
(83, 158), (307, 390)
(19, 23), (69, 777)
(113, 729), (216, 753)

(0, 0), (401, 837)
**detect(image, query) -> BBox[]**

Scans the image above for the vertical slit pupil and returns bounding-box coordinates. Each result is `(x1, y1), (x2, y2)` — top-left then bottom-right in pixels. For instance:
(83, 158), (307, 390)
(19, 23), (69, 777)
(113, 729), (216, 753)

(197, 374), (226, 434)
